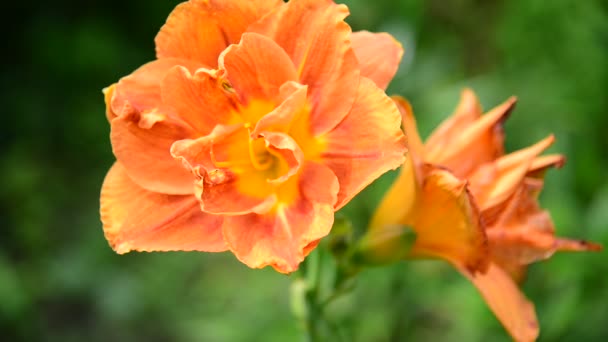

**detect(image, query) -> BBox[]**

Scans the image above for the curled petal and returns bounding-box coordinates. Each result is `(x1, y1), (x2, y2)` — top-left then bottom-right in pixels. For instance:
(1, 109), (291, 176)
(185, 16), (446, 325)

(252, 82), (308, 136)
(250, 0), (360, 135)
(351, 30), (403, 90)
(220, 33), (298, 104)
(111, 113), (196, 195)
(457, 262), (539, 342)
(100, 163), (226, 253)
(222, 162), (339, 273)
(161, 66), (240, 135)
(110, 58), (202, 119)
(426, 96), (515, 178)
(409, 167), (489, 272)
(322, 77), (406, 209)
(155, 0), (282, 67)
(393, 96), (423, 163)
(468, 135), (555, 211)
(103, 84), (117, 122)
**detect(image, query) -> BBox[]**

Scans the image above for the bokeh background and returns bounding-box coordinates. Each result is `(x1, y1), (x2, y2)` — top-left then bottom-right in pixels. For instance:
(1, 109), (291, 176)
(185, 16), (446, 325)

(2, 0), (607, 341)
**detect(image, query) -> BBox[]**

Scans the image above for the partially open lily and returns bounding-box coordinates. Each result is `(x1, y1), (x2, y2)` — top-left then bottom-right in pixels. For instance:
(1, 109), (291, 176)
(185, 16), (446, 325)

(370, 89), (601, 341)
(100, 0), (406, 273)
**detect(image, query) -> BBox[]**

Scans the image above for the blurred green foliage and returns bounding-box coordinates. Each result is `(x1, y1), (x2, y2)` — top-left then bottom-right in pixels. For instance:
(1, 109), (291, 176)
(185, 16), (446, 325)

(2, 0), (607, 341)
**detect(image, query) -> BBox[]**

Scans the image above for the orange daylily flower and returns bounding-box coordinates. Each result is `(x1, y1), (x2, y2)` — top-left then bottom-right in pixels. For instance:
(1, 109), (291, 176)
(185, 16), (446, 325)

(371, 89), (601, 341)
(100, 0), (406, 273)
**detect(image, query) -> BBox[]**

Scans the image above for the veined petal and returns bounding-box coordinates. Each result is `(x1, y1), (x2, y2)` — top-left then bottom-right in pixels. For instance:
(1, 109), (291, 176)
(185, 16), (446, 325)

(161, 66), (240, 135)
(426, 96), (515, 178)
(111, 112), (196, 195)
(350, 30), (403, 90)
(219, 33), (298, 104)
(250, 0), (360, 135)
(321, 77), (406, 209)
(409, 168), (488, 272)
(468, 135), (555, 211)
(155, 0), (283, 67)
(222, 161), (339, 273)
(100, 163), (226, 253)
(110, 58), (202, 119)
(457, 262), (539, 342)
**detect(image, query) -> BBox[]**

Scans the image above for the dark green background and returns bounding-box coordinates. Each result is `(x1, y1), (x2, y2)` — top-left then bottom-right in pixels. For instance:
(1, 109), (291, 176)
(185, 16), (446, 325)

(2, 0), (607, 340)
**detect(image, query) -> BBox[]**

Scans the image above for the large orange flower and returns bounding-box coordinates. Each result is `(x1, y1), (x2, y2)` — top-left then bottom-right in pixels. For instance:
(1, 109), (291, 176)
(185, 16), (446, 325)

(100, 0), (406, 273)
(371, 89), (600, 341)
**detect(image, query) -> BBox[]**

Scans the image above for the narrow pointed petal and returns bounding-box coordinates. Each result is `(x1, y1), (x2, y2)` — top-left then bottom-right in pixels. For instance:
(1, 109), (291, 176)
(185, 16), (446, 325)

(408, 168), (488, 272)
(392, 96), (423, 161)
(468, 135), (555, 210)
(161, 66), (240, 135)
(100, 163), (226, 253)
(222, 162), (339, 273)
(219, 33), (298, 104)
(111, 113), (196, 195)
(155, 0), (282, 67)
(322, 77), (406, 209)
(458, 262), (539, 342)
(426, 96), (516, 177)
(425, 88), (483, 148)
(488, 178), (602, 265)
(350, 31), (403, 90)
(250, 0), (360, 135)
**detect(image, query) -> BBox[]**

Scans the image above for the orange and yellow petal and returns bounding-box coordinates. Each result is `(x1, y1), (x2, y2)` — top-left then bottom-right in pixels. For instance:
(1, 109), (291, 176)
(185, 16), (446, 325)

(250, 0), (360, 135)
(457, 262), (539, 342)
(252, 82), (308, 136)
(321, 77), (406, 209)
(219, 33), (298, 105)
(350, 30), (403, 90)
(100, 163), (226, 253)
(155, 0), (282, 68)
(160, 66), (240, 135)
(221, 161), (339, 273)
(407, 168), (489, 272)
(110, 113), (196, 195)
(426, 96), (515, 178)
(392, 96), (423, 162)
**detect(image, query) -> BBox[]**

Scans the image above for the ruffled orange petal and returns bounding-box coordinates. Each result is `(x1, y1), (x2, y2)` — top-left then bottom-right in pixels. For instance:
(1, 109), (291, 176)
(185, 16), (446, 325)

(221, 162), (339, 273)
(155, 0), (282, 68)
(171, 125), (275, 214)
(103, 84), (117, 122)
(160, 66), (240, 135)
(321, 77), (406, 209)
(100, 163), (226, 253)
(109, 58), (202, 119)
(408, 167), (488, 272)
(468, 135), (555, 211)
(250, 0), (360, 135)
(219, 33), (298, 104)
(350, 31), (403, 90)
(426, 95), (515, 178)
(457, 262), (539, 342)
(111, 113), (196, 195)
